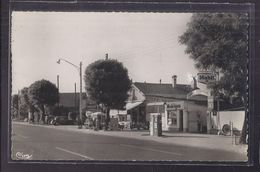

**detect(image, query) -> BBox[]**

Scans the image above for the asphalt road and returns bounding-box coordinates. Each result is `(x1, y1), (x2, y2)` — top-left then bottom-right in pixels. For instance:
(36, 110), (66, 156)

(11, 123), (247, 161)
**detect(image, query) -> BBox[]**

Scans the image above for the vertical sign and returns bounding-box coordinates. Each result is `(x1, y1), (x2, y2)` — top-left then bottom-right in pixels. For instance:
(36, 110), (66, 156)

(208, 96), (214, 111)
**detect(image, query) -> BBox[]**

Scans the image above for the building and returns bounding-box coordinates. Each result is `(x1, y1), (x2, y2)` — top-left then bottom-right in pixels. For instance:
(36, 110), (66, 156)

(126, 75), (208, 133)
(59, 92), (80, 110)
(58, 75), (208, 133)
(59, 92), (91, 113)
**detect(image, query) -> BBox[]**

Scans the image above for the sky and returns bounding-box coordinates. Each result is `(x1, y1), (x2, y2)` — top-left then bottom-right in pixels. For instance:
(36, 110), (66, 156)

(11, 12), (203, 94)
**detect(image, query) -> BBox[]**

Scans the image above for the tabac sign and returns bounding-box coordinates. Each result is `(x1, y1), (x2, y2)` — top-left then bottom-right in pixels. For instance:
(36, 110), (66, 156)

(197, 72), (216, 84)
(166, 102), (184, 110)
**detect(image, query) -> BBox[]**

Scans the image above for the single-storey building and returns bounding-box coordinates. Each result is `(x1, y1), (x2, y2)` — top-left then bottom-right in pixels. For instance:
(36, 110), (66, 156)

(59, 92), (100, 113)
(125, 75), (208, 133)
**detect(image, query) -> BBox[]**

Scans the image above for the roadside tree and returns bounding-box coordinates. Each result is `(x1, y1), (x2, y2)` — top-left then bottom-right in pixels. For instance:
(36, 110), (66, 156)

(84, 59), (131, 130)
(19, 87), (35, 119)
(28, 79), (59, 123)
(179, 13), (248, 144)
(11, 94), (19, 119)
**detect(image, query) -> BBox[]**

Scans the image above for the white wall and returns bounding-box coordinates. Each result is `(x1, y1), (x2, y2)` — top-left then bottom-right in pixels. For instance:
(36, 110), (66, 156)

(128, 85), (145, 102)
(186, 101), (207, 132)
(219, 111), (245, 131)
(109, 109), (127, 117)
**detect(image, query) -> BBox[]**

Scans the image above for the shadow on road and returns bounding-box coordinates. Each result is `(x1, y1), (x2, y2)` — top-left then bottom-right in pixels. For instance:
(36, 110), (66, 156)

(140, 134), (209, 138)
(160, 135), (209, 138)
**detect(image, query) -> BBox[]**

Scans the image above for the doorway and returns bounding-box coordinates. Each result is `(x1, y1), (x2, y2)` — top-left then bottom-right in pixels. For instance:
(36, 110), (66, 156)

(179, 110), (183, 131)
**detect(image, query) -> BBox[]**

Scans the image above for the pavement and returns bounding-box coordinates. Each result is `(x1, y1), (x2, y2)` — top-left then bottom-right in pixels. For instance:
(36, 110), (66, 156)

(13, 121), (247, 154)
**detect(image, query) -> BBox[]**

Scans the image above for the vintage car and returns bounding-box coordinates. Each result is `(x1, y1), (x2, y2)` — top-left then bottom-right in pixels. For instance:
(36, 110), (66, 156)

(51, 116), (75, 125)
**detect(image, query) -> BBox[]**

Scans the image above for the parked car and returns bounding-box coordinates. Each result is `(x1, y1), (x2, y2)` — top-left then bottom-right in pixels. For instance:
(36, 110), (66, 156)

(130, 122), (149, 130)
(52, 116), (75, 125)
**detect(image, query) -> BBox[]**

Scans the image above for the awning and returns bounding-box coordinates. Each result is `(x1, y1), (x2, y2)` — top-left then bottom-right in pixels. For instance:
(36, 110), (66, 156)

(187, 89), (208, 99)
(126, 101), (143, 110)
(110, 109), (127, 116)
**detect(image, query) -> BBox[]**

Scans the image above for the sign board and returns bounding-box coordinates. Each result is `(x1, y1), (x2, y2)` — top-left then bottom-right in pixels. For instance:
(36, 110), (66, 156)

(208, 96), (214, 111)
(166, 102), (184, 110)
(197, 72), (216, 84)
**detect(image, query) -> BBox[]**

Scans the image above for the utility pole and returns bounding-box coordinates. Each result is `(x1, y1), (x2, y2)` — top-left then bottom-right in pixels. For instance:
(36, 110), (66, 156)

(216, 71), (220, 131)
(57, 75), (60, 107)
(57, 75), (60, 90)
(56, 58), (83, 129)
(79, 61), (83, 129)
(74, 82), (77, 111)
(18, 90), (20, 120)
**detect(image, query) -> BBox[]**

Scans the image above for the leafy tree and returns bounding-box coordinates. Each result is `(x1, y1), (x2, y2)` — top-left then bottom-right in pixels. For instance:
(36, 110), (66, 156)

(19, 87), (34, 119)
(28, 79), (59, 123)
(179, 13), (248, 143)
(11, 94), (19, 119)
(84, 59), (131, 129)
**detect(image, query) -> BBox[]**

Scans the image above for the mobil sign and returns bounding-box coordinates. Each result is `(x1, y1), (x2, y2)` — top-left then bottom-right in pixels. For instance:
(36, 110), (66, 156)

(197, 72), (216, 84)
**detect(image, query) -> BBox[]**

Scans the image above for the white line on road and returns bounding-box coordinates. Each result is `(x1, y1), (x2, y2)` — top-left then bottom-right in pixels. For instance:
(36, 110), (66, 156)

(15, 134), (29, 139)
(55, 147), (94, 160)
(120, 144), (183, 156)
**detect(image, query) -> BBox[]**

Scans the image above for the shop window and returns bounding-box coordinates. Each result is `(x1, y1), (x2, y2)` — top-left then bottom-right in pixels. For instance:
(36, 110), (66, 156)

(118, 115), (126, 122)
(167, 111), (177, 126)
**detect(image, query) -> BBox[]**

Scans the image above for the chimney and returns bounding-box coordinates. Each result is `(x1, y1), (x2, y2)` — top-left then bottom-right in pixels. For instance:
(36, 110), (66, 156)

(172, 75), (177, 87)
(193, 77), (197, 89)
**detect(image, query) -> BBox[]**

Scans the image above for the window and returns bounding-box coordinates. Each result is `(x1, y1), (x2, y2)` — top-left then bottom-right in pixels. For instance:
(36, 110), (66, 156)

(167, 111), (177, 126)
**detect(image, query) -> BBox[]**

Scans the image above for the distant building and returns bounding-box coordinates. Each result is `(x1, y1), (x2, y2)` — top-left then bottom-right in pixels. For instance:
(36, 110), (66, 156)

(59, 92), (94, 113)
(59, 92), (80, 109)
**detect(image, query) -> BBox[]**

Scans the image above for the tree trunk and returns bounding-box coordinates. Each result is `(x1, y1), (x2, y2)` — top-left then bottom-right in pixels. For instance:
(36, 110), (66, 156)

(42, 105), (46, 124)
(105, 107), (110, 130)
(239, 116), (247, 144)
(38, 104), (45, 124)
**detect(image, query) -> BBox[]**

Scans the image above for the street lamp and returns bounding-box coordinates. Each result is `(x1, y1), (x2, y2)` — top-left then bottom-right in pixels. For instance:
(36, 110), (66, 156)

(57, 58), (83, 129)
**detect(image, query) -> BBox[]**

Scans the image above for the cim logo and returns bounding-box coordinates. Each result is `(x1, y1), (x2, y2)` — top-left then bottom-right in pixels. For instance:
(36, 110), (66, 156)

(197, 72), (216, 84)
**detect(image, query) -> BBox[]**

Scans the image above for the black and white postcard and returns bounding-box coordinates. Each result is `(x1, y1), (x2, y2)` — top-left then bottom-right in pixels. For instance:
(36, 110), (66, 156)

(11, 11), (249, 161)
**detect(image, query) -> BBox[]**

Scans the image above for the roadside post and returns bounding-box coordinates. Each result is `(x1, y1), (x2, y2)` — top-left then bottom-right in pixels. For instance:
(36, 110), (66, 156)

(197, 71), (219, 134)
(150, 113), (162, 136)
(57, 58), (83, 129)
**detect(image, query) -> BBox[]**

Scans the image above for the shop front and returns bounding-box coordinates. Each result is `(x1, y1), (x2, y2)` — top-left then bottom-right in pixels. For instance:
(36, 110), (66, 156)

(147, 101), (207, 133)
(164, 101), (188, 132)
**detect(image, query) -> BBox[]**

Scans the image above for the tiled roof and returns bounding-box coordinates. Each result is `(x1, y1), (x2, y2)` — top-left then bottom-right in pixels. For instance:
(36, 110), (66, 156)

(59, 93), (79, 108)
(59, 93), (88, 108)
(133, 82), (203, 100)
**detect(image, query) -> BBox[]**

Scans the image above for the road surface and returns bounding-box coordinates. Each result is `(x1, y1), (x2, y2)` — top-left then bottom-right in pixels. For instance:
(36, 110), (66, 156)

(11, 123), (247, 161)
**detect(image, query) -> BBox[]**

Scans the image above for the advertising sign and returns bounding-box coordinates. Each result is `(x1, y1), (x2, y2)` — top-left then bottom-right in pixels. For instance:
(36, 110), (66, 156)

(197, 72), (216, 84)
(166, 102), (184, 110)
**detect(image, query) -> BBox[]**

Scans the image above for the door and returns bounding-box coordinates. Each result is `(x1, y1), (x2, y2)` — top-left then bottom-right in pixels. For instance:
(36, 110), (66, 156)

(179, 110), (183, 131)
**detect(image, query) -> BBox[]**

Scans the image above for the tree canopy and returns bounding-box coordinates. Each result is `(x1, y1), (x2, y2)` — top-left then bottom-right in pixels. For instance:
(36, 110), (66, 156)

(84, 59), (131, 129)
(11, 88), (34, 119)
(179, 13), (248, 105)
(28, 79), (59, 122)
(11, 94), (19, 119)
(84, 59), (131, 109)
(19, 87), (33, 115)
(28, 79), (59, 107)
(179, 13), (248, 144)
